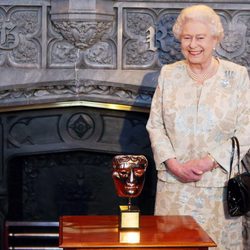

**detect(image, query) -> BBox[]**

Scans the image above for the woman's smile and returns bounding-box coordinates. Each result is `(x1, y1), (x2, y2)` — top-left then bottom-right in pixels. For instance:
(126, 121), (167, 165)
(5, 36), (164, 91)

(189, 50), (203, 56)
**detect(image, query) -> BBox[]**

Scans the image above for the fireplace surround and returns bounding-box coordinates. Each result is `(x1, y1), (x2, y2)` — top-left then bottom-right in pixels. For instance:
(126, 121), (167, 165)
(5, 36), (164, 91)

(0, 0), (250, 249)
(6, 105), (156, 219)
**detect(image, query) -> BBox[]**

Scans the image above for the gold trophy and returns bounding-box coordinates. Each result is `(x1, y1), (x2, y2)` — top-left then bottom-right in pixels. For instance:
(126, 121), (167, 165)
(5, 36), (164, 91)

(112, 155), (148, 229)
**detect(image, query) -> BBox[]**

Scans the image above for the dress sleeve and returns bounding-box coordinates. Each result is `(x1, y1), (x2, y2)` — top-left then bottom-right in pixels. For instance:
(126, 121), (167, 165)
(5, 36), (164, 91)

(208, 66), (250, 172)
(146, 67), (176, 169)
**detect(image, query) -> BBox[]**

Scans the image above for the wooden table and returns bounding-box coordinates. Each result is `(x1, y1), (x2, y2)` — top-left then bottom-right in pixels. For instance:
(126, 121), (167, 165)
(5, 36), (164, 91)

(59, 215), (216, 250)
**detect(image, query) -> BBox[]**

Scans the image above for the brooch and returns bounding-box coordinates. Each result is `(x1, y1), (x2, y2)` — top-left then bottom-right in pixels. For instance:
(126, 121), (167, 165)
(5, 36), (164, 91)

(221, 70), (234, 87)
(221, 79), (230, 87)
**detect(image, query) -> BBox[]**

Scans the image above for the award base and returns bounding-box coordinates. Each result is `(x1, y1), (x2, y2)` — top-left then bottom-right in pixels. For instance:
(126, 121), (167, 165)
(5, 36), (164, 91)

(119, 230), (140, 243)
(119, 205), (140, 229)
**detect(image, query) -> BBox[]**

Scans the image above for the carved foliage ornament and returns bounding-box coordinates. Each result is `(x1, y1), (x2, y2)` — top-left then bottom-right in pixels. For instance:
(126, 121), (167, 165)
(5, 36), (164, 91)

(0, 80), (153, 106)
(52, 20), (113, 50)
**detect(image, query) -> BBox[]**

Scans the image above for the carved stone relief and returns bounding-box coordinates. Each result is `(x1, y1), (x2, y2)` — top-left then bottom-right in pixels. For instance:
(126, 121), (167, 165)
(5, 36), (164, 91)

(0, 79), (153, 107)
(123, 9), (184, 69)
(155, 12), (183, 65)
(48, 16), (117, 69)
(84, 41), (116, 68)
(48, 0), (116, 69)
(67, 113), (95, 140)
(0, 6), (41, 67)
(47, 16), (79, 68)
(124, 9), (156, 68)
(217, 10), (250, 67)
(6, 108), (152, 153)
(52, 20), (113, 51)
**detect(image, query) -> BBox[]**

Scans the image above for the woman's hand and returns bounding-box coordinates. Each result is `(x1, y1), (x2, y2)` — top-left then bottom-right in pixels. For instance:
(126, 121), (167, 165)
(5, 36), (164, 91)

(198, 155), (218, 172)
(165, 156), (216, 183)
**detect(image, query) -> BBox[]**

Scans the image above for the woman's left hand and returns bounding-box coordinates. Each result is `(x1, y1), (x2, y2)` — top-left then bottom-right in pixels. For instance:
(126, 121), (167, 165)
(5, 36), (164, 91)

(185, 156), (216, 174)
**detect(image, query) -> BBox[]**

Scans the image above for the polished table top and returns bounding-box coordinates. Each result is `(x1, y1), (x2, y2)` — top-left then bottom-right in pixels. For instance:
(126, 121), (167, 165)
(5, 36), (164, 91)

(59, 215), (216, 249)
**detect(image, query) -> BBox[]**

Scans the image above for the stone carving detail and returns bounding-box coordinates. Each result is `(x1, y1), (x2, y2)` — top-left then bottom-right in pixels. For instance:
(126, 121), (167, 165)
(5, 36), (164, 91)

(216, 12), (248, 61)
(220, 24), (246, 55)
(51, 41), (79, 64)
(124, 10), (156, 68)
(68, 113), (94, 140)
(126, 11), (155, 37)
(212, 11), (250, 68)
(123, 9), (183, 68)
(0, 80), (153, 107)
(84, 41), (115, 67)
(125, 38), (155, 66)
(48, 17), (116, 68)
(221, 12), (250, 67)
(156, 13), (183, 65)
(8, 115), (62, 147)
(11, 34), (39, 64)
(0, 7), (41, 67)
(47, 18), (79, 67)
(52, 20), (113, 50)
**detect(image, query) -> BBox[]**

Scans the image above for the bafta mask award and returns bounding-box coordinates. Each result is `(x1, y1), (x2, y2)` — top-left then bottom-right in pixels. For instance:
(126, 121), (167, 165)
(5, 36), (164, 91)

(112, 155), (148, 229)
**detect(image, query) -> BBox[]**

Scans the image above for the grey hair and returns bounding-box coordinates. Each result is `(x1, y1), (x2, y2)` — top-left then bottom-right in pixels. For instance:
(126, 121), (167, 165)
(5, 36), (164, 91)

(173, 5), (224, 42)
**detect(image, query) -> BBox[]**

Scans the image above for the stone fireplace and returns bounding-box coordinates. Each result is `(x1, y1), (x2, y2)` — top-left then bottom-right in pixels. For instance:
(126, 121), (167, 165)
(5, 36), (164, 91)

(5, 106), (156, 220)
(0, 0), (250, 249)
(2, 105), (156, 249)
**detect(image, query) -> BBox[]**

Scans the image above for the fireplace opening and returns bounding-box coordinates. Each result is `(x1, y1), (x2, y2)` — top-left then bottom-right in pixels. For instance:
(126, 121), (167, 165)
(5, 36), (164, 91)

(5, 150), (156, 248)
(7, 150), (156, 222)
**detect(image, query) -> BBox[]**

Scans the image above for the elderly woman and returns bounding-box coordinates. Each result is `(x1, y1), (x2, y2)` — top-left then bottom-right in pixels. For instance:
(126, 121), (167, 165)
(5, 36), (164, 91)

(146, 4), (250, 250)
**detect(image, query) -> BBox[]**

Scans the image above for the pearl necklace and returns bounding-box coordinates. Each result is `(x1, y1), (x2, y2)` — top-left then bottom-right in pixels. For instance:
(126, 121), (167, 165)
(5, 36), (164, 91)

(186, 58), (218, 84)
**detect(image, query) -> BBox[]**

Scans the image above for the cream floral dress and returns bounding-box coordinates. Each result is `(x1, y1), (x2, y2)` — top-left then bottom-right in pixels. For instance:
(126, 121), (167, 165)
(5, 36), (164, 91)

(146, 59), (250, 250)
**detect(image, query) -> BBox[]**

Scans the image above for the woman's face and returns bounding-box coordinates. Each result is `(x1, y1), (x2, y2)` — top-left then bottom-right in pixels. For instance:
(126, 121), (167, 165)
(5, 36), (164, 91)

(180, 20), (218, 66)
